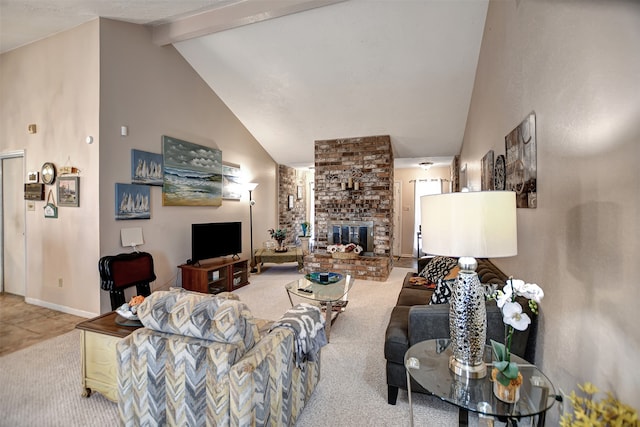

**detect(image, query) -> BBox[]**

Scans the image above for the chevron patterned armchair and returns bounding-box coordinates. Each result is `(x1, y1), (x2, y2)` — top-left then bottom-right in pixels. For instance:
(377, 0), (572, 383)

(116, 289), (322, 427)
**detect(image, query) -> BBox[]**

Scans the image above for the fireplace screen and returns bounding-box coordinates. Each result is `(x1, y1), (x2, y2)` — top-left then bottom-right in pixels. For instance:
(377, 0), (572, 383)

(327, 221), (374, 253)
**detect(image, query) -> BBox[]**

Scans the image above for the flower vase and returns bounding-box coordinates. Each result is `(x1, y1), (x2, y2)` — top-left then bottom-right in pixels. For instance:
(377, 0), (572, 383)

(491, 368), (522, 403)
(301, 224), (308, 237)
(275, 239), (287, 252)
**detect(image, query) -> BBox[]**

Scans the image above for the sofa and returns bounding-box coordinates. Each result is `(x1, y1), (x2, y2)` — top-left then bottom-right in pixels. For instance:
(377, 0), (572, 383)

(384, 256), (538, 405)
(117, 289), (326, 426)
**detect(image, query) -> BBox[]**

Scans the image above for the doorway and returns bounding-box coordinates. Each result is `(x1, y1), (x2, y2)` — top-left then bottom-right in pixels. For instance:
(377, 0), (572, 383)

(1, 151), (26, 295)
(392, 181), (402, 257)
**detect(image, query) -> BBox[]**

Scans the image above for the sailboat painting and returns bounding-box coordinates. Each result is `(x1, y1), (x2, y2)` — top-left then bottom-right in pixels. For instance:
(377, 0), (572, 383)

(162, 136), (223, 206)
(131, 149), (163, 185)
(116, 183), (151, 220)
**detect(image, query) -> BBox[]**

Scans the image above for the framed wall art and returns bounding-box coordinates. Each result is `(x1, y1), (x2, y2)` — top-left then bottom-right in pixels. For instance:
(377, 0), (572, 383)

(162, 136), (222, 206)
(481, 150), (495, 191)
(222, 163), (243, 200)
(505, 112), (537, 208)
(288, 194), (294, 210)
(116, 183), (150, 220)
(131, 149), (163, 185)
(57, 176), (80, 207)
(27, 171), (39, 183)
(297, 185), (303, 200)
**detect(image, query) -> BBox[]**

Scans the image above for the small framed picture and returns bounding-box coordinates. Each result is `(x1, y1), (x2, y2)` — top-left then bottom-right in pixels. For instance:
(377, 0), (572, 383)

(297, 185), (303, 200)
(57, 176), (80, 207)
(288, 194), (294, 210)
(27, 171), (39, 183)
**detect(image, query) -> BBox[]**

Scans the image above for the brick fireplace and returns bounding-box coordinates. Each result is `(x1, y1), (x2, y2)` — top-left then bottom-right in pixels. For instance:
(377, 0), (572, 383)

(304, 135), (393, 281)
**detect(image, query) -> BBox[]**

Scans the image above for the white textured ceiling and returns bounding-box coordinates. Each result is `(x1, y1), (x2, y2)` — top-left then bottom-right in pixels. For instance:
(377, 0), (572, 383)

(0, 0), (489, 168)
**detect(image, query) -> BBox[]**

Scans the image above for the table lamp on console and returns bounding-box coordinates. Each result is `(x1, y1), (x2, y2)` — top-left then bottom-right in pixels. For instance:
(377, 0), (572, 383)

(420, 191), (517, 378)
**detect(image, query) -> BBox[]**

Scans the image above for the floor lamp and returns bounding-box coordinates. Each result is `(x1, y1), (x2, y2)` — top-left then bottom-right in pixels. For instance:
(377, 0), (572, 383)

(421, 191), (517, 378)
(247, 183), (259, 273)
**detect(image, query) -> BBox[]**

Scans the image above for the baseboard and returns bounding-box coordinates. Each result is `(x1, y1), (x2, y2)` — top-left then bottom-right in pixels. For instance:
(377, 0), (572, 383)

(25, 297), (97, 319)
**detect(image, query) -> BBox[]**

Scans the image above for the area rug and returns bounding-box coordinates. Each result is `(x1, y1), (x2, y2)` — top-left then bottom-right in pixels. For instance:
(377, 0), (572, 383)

(0, 329), (119, 427)
(0, 266), (482, 426)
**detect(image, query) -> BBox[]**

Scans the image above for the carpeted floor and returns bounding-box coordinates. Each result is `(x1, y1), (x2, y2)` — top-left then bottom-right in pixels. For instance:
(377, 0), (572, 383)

(0, 265), (490, 426)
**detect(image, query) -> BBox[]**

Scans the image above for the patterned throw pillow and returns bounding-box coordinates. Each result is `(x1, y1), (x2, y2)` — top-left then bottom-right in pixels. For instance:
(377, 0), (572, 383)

(419, 256), (458, 283)
(429, 278), (456, 305)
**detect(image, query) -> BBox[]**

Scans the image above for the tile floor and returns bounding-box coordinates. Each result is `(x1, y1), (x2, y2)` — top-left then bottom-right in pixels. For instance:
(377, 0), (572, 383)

(0, 293), (86, 356)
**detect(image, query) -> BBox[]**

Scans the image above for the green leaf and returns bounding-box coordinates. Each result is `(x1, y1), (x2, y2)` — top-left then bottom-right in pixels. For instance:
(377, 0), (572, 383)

(504, 362), (519, 379)
(494, 360), (509, 371)
(491, 339), (507, 361)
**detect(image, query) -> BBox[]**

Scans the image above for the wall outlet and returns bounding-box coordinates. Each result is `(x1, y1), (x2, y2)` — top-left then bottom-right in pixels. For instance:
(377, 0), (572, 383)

(58, 278), (63, 288)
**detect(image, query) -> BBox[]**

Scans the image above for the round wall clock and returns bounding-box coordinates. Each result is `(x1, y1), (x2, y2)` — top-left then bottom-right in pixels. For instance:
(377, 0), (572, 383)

(494, 155), (506, 191)
(41, 162), (56, 185)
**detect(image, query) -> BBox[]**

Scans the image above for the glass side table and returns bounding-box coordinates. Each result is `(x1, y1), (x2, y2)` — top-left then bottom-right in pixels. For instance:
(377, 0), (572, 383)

(285, 274), (354, 342)
(405, 339), (556, 426)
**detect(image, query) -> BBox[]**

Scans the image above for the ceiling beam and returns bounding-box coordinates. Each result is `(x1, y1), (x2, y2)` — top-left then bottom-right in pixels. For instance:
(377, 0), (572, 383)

(152, 0), (346, 46)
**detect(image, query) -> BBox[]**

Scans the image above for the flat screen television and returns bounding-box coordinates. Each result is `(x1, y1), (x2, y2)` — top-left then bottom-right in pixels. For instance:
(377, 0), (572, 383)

(191, 222), (242, 265)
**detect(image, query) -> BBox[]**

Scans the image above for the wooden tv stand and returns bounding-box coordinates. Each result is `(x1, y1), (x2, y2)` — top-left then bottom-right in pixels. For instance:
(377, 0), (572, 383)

(179, 257), (249, 294)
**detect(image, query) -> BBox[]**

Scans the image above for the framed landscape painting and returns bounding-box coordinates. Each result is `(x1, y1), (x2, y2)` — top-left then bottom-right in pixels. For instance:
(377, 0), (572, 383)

(131, 149), (163, 185)
(116, 183), (150, 220)
(222, 163), (243, 200)
(57, 176), (80, 207)
(161, 136), (223, 206)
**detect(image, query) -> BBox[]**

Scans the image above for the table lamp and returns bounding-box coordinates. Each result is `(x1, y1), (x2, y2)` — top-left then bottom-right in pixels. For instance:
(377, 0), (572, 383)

(421, 191), (517, 378)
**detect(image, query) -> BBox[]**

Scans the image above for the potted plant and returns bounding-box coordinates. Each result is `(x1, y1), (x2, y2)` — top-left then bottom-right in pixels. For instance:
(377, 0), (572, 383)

(301, 221), (311, 237)
(268, 228), (288, 252)
(489, 277), (544, 403)
(560, 382), (639, 426)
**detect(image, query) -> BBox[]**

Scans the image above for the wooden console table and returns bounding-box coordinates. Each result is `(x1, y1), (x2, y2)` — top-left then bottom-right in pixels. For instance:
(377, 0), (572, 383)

(76, 311), (143, 402)
(254, 247), (304, 273)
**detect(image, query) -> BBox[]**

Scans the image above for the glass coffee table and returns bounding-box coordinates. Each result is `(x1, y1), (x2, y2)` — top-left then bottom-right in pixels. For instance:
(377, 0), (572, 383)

(285, 273), (354, 342)
(405, 339), (556, 426)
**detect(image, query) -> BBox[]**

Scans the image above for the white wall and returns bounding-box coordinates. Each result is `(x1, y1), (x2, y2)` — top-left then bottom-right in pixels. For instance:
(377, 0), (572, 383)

(0, 19), (278, 316)
(395, 166), (451, 257)
(0, 21), (101, 316)
(462, 0), (640, 414)
(98, 19), (278, 313)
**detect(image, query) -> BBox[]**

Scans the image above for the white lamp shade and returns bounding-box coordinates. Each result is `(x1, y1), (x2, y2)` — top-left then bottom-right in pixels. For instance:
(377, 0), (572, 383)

(420, 191), (517, 258)
(246, 182), (259, 192)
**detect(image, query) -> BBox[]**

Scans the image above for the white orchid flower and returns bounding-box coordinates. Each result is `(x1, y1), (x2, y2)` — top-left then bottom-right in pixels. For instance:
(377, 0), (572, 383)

(508, 279), (526, 294)
(502, 301), (531, 331)
(496, 286), (512, 308)
(519, 283), (544, 303)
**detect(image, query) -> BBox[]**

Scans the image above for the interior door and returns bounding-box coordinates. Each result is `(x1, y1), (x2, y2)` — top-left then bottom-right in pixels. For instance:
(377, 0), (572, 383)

(1, 154), (26, 295)
(392, 181), (402, 257)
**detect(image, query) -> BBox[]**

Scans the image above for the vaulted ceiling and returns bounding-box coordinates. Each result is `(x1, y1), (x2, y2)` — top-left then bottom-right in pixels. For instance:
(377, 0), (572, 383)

(0, 0), (489, 168)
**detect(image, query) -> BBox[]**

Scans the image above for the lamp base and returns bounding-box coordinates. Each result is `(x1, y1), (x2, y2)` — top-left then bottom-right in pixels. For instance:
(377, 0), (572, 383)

(448, 258), (488, 379)
(449, 355), (487, 379)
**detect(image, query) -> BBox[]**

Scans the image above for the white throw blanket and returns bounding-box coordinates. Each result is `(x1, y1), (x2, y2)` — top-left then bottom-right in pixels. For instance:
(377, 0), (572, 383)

(270, 303), (328, 367)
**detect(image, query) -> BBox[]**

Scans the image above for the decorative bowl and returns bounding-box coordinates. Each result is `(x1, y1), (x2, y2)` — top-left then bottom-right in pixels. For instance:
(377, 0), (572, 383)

(305, 272), (343, 285)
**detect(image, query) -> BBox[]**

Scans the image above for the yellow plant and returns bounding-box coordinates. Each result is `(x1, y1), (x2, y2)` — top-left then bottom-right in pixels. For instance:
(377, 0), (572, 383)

(560, 383), (639, 427)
